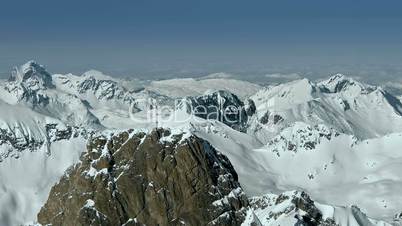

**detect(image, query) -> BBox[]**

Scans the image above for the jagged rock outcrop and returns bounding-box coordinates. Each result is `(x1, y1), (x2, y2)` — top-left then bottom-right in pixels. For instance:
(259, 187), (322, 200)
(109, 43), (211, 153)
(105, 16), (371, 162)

(8, 60), (54, 90)
(77, 70), (134, 102)
(5, 61), (54, 104)
(249, 191), (338, 226)
(37, 129), (251, 226)
(0, 123), (91, 161)
(2, 61), (102, 128)
(248, 190), (396, 226)
(180, 90), (253, 132)
(318, 74), (376, 94)
(394, 212), (402, 225)
(265, 122), (340, 155)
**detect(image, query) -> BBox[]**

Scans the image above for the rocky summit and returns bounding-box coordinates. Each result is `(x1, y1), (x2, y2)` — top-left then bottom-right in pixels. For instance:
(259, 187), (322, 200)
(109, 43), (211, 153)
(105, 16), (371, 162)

(37, 129), (252, 226)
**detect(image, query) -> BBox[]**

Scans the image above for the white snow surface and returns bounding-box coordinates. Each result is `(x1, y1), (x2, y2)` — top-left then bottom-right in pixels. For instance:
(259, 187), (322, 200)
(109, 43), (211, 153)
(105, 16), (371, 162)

(187, 118), (402, 222)
(146, 77), (261, 99)
(0, 137), (86, 226)
(249, 74), (402, 142)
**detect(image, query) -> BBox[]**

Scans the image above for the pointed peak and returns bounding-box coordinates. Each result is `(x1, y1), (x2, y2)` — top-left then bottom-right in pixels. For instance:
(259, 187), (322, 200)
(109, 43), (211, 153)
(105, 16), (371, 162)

(9, 61), (53, 89)
(20, 60), (43, 70)
(280, 78), (315, 93)
(319, 74), (369, 93)
(327, 73), (347, 82)
(16, 60), (48, 78)
(321, 73), (355, 86)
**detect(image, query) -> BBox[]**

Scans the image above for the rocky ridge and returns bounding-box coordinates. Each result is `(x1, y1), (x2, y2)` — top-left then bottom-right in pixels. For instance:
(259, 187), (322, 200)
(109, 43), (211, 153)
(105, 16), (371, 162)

(0, 123), (91, 161)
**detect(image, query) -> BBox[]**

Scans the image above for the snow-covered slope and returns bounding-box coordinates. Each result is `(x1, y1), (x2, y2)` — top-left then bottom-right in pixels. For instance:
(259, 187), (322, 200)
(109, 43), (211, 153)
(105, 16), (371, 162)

(0, 137), (86, 226)
(52, 70), (135, 108)
(146, 77), (261, 100)
(145, 74), (402, 224)
(0, 61), (102, 128)
(249, 190), (392, 226)
(0, 86), (92, 225)
(183, 114), (402, 222)
(249, 74), (402, 142)
(2, 62), (260, 131)
(128, 118), (402, 225)
(53, 70), (178, 129)
(0, 98), (59, 155)
(0, 62), (171, 130)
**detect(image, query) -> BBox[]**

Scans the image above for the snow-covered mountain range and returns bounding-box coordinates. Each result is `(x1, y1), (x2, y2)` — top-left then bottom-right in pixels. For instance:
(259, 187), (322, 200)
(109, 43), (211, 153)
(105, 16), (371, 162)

(0, 61), (401, 226)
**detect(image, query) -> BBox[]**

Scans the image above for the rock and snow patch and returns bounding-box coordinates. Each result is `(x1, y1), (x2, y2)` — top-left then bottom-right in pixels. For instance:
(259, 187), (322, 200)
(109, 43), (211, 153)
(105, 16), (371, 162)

(249, 191), (392, 226)
(0, 137), (86, 226)
(248, 74), (402, 142)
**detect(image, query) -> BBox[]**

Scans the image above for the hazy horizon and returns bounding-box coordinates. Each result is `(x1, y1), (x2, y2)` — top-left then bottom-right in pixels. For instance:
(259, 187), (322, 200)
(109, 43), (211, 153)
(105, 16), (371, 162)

(1, 0), (402, 83)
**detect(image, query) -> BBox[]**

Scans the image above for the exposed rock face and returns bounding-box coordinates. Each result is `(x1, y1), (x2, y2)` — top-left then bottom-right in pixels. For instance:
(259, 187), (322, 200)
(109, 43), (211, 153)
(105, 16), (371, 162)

(5, 61), (54, 104)
(9, 60), (54, 91)
(318, 74), (377, 95)
(181, 90), (252, 132)
(2, 61), (102, 128)
(77, 73), (133, 102)
(249, 191), (338, 226)
(244, 99), (256, 117)
(264, 122), (340, 155)
(37, 129), (250, 226)
(0, 123), (90, 161)
(395, 213), (402, 225)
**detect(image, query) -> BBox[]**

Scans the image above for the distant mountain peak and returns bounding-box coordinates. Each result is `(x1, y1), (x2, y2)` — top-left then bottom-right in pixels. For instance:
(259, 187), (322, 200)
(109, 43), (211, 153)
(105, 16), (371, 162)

(321, 73), (354, 89)
(319, 73), (375, 94)
(81, 70), (114, 81)
(9, 60), (54, 90)
(327, 73), (347, 81)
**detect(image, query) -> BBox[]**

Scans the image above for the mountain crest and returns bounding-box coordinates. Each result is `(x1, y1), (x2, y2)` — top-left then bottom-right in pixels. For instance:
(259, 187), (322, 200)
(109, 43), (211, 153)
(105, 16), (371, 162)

(9, 60), (54, 90)
(319, 73), (375, 94)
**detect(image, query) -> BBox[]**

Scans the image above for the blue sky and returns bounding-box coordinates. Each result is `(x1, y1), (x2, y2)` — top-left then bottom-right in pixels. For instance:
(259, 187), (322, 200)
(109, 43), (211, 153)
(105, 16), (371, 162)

(1, 0), (402, 79)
